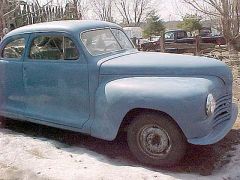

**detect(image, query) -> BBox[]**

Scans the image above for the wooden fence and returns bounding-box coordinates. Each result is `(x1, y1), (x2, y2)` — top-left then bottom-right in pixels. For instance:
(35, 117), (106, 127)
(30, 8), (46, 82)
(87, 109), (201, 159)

(134, 36), (216, 55)
(0, 2), (78, 40)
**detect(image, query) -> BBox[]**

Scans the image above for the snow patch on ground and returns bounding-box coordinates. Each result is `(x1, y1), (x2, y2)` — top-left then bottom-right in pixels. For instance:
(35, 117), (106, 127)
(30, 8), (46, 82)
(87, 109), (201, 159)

(0, 129), (240, 180)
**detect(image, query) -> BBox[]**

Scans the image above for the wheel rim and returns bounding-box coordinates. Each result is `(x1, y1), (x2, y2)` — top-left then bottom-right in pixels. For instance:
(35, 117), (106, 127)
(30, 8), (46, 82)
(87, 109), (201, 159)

(137, 125), (171, 158)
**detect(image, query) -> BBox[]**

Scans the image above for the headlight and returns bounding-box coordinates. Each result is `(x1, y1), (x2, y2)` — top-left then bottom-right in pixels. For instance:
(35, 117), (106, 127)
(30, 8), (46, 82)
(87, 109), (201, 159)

(206, 94), (216, 116)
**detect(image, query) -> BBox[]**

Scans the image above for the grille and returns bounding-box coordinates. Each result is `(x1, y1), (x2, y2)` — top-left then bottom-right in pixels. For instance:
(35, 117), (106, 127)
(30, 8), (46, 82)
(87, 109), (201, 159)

(212, 94), (232, 127)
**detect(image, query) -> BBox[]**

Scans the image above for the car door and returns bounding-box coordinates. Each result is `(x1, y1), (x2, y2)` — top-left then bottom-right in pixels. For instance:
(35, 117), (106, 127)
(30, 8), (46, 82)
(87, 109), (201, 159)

(0, 35), (28, 116)
(23, 32), (89, 128)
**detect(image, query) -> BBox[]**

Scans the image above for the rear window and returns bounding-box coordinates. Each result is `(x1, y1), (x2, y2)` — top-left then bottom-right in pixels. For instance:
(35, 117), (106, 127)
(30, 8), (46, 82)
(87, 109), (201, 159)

(2, 38), (25, 59)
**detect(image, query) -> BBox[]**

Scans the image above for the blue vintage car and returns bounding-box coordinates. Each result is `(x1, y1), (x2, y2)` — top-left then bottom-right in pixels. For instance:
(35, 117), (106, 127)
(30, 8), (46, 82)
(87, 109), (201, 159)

(0, 20), (238, 166)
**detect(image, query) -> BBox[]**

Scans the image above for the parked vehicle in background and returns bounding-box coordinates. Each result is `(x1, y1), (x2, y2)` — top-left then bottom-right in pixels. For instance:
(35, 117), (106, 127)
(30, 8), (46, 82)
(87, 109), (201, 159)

(0, 20), (238, 167)
(199, 27), (212, 37)
(164, 30), (226, 45)
(140, 29), (226, 52)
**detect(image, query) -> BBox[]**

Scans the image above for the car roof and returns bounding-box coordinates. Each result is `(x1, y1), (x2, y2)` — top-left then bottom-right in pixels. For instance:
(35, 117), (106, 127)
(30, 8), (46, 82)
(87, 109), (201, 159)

(4, 20), (122, 38)
(166, 29), (186, 33)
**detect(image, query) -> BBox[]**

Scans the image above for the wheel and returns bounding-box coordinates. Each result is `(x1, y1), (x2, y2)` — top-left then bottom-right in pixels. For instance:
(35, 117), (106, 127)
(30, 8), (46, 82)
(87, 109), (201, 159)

(0, 117), (6, 128)
(127, 112), (187, 167)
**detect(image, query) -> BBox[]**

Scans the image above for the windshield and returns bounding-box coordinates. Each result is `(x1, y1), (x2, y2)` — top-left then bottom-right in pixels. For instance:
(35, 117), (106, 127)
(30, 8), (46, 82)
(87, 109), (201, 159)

(81, 28), (134, 56)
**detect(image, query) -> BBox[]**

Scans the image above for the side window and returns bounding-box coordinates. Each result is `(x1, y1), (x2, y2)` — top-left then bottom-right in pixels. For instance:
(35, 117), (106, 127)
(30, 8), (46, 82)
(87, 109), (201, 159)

(176, 31), (186, 39)
(29, 35), (79, 60)
(2, 38), (25, 59)
(165, 32), (175, 40)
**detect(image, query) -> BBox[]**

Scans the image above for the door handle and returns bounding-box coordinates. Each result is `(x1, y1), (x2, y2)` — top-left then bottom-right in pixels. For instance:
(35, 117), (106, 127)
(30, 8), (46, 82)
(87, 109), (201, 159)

(23, 66), (27, 78)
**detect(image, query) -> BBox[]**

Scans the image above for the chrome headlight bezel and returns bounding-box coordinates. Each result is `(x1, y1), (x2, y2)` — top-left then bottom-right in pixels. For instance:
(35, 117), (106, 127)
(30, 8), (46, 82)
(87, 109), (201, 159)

(206, 94), (216, 116)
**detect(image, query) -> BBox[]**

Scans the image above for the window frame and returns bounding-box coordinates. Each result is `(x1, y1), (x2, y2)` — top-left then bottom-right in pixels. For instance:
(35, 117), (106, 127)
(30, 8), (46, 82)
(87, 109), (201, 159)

(80, 27), (135, 57)
(26, 32), (81, 63)
(0, 36), (26, 60)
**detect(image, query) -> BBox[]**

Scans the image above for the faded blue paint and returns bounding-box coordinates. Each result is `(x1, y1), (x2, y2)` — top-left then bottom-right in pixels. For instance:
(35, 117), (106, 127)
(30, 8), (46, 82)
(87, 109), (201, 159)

(0, 34), (29, 116)
(22, 32), (89, 128)
(0, 20), (238, 146)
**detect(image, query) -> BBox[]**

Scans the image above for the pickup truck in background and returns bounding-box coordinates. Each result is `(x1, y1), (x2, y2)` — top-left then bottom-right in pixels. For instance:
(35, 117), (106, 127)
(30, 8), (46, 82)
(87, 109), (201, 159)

(140, 29), (226, 52)
(164, 30), (226, 45)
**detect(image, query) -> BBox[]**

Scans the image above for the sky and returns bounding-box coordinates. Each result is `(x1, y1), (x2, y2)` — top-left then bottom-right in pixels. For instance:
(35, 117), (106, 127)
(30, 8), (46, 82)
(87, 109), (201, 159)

(31, 0), (191, 21)
(159, 0), (191, 21)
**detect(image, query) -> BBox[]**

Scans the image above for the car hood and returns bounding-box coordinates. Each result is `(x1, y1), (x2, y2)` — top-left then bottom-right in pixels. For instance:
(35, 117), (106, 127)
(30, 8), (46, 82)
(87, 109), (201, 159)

(99, 52), (232, 83)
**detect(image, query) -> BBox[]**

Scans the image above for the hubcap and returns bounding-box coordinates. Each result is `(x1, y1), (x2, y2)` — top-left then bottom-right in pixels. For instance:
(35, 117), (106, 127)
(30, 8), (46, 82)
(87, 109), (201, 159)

(138, 125), (171, 157)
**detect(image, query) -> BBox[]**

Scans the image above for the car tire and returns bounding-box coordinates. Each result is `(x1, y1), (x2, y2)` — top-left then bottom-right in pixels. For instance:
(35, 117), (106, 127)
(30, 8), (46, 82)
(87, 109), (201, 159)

(0, 117), (6, 128)
(127, 112), (187, 167)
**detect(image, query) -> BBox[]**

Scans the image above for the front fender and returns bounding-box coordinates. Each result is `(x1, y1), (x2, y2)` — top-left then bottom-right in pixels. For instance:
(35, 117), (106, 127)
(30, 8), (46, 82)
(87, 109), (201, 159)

(90, 76), (226, 141)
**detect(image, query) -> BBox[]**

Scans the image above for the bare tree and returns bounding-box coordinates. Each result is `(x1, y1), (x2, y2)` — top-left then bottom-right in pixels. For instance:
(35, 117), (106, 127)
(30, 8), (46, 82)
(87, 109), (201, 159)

(65, 0), (88, 20)
(115, 0), (153, 26)
(90, 0), (113, 22)
(0, 0), (7, 31)
(0, 0), (21, 36)
(183, 0), (240, 52)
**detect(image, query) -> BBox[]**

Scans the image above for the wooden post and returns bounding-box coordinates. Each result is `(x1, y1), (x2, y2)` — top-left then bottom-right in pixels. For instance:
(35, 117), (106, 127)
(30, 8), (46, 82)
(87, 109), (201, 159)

(49, 6), (52, 21)
(195, 35), (201, 56)
(42, 6), (47, 22)
(160, 31), (165, 53)
(60, 7), (64, 19)
(31, 4), (36, 24)
(22, 4), (27, 26)
(132, 37), (137, 47)
(26, 4), (32, 24)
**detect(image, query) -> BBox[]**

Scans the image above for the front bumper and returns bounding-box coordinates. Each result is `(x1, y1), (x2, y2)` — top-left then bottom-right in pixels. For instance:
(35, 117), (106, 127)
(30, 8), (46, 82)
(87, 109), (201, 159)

(188, 103), (238, 145)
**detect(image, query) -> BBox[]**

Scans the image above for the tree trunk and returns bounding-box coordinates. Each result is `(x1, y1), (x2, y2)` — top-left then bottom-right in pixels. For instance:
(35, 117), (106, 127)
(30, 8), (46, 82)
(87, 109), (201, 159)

(160, 31), (165, 53)
(228, 41), (238, 54)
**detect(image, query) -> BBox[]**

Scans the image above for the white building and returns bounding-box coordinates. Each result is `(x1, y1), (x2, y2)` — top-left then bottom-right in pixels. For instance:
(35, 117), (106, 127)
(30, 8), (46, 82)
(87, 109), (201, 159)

(123, 27), (143, 39)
